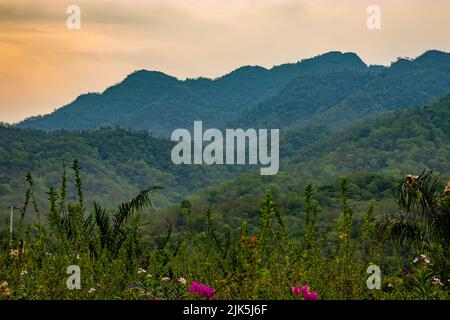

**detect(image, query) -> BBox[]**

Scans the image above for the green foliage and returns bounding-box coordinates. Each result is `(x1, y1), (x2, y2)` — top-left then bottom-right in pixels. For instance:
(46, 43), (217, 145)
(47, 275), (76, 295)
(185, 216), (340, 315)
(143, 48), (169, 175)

(1, 162), (449, 300)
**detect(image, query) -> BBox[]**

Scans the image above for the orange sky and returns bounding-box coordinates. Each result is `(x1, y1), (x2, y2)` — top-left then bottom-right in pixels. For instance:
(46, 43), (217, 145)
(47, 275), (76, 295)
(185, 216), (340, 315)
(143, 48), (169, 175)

(0, 0), (449, 123)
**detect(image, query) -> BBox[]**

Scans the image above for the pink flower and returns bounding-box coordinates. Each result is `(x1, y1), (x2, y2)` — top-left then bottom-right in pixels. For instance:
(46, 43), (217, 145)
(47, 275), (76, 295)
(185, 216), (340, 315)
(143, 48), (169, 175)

(291, 286), (301, 296)
(300, 285), (309, 296)
(304, 291), (319, 300)
(188, 282), (215, 299)
(300, 284), (319, 300)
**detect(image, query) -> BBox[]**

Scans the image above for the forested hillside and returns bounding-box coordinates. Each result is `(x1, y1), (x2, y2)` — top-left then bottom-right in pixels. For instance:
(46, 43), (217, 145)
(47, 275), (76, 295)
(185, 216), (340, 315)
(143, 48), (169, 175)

(0, 126), (247, 214)
(153, 94), (450, 234)
(237, 50), (450, 129)
(18, 51), (450, 138)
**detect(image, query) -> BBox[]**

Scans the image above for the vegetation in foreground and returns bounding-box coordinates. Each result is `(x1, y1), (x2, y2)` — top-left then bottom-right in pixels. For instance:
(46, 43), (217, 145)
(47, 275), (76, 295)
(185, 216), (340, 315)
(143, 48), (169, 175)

(1, 161), (450, 300)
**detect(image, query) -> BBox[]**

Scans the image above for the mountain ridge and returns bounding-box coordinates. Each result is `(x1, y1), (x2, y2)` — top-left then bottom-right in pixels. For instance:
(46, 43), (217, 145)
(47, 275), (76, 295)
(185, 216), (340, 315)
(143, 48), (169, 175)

(18, 50), (450, 137)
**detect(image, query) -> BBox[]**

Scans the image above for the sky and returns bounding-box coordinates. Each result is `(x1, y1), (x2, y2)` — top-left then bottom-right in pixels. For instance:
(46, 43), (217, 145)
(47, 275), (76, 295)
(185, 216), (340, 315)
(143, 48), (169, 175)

(0, 0), (449, 123)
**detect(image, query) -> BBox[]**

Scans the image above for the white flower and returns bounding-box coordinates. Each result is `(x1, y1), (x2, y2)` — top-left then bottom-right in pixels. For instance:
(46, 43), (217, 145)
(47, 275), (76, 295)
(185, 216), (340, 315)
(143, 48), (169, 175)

(432, 277), (443, 286)
(178, 277), (187, 285)
(162, 277), (170, 281)
(137, 267), (147, 274)
(10, 249), (19, 257)
(76, 254), (80, 260)
(88, 288), (96, 293)
(20, 269), (28, 276)
(413, 254), (431, 265)
(387, 283), (394, 288)
(0, 281), (10, 298)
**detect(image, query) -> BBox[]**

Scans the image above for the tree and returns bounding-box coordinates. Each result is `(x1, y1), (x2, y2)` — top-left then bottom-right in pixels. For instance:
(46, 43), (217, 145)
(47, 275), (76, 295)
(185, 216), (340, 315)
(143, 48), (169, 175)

(378, 170), (450, 250)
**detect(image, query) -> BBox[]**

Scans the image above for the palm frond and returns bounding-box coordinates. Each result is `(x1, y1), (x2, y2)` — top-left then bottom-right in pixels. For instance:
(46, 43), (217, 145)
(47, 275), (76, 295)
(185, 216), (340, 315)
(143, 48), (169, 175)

(376, 211), (427, 247)
(113, 185), (163, 228)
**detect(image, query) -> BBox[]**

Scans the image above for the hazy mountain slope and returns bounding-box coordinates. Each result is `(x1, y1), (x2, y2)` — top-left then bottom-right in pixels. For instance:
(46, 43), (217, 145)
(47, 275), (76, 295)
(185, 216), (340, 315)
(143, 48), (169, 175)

(18, 52), (367, 136)
(161, 93), (450, 227)
(236, 70), (371, 128)
(236, 50), (450, 129)
(0, 126), (247, 212)
(293, 93), (450, 176)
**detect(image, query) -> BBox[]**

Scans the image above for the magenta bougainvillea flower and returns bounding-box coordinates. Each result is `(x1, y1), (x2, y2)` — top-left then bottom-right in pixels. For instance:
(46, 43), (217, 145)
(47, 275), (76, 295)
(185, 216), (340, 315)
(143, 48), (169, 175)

(291, 284), (319, 300)
(300, 284), (319, 300)
(188, 282), (215, 299)
(291, 286), (301, 296)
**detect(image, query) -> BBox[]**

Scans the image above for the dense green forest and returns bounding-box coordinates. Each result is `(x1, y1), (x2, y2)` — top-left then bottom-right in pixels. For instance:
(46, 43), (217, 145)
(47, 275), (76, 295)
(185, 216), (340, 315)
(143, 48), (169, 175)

(0, 126), (249, 214)
(4, 94), (450, 230)
(151, 94), (450, 234)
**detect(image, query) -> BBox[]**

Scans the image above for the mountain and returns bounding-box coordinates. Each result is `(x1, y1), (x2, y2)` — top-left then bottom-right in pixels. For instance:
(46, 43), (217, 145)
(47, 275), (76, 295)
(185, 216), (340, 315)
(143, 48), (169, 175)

(236, 50), (450, 129)
(19, 51), (450, 136)
(18, 51), (367, 136)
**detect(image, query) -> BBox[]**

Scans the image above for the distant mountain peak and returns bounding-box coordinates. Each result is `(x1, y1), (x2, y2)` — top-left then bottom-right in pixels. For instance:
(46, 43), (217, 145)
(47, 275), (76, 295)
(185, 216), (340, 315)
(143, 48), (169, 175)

(389, 50), (450, 71)
(414, 50), (450, 67)
(416, 49), (448, 60)
(122, 69), (178, 85)
(297, 51), (367, 71)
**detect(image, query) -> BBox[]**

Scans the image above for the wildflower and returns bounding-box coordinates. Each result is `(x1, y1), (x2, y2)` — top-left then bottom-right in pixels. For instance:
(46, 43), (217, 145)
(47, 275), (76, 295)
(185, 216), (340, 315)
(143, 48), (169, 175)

(432, 277), (443, 286)
(291, 286), (301, 296)
(387, 283), (394, 288)
(188, 282), (215, 299)
(76, 254), (80, 260)
(250, 235), (257, 246)
(304, 291), (319, 300)
(300, 285), (319, 300)
(20, 269), (28, 276)
(88, 288), (96, 293)
(178, 277), (187, 285)
(162, 277), (170, 281)
(413, 254), (430, 265)
(0, 281), (10, 298)
(137, 267), (147, 274)
(444, 181), (450, 194)
(10, 249), (19, 258)
(405, 175), (419, 184)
